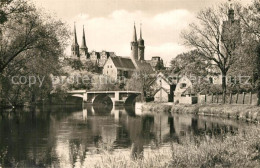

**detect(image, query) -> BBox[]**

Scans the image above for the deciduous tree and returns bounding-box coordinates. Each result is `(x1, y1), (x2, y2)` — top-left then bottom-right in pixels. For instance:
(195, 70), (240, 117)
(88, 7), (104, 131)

(181, 3), (242, 103)
(0, 0), (69, 106)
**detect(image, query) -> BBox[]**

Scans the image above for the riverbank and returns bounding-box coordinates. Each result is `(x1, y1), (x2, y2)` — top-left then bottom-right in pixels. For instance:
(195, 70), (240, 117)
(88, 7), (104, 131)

(140, 103), (260, 123)
(72, 127), (260, 168)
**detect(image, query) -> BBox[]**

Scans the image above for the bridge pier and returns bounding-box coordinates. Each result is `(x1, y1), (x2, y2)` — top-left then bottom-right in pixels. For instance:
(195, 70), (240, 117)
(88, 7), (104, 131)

(83, 93), (87, 102)
(114, 100), (125, 106)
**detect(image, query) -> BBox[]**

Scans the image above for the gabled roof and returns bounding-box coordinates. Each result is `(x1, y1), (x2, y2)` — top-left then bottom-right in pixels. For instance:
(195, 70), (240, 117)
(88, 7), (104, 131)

(153, 87), (170, 96)
(182, 86), (196, 95)
(148, 72), (176, 86)
(110, 56), (136, 70)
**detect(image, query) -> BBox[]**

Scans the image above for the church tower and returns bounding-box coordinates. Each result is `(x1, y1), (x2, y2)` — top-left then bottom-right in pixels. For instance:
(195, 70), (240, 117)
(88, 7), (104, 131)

(71, 23), (80, 58)
(80, 25), (88, 59)
(138, 23), (145, 61)
(130, 23), (138, 60)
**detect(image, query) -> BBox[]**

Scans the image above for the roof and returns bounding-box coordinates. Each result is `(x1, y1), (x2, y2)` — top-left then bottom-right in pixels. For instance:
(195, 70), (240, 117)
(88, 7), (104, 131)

(153, 87), (170, 96)
(182, 86), (196, 95)
(89, 51), (115, 56)
(135, 60), (154, 73)
(146, 60), (158, 67)
(148, 72), (176, 86)
(110, 56), (136, 70)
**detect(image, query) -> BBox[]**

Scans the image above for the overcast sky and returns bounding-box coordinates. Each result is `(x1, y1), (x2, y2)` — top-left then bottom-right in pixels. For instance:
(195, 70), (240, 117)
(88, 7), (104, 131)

(32, 0), (252, 65)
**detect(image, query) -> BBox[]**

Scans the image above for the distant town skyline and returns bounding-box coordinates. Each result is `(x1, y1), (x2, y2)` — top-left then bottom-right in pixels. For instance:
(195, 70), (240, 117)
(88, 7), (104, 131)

(32, 0), (251, 66)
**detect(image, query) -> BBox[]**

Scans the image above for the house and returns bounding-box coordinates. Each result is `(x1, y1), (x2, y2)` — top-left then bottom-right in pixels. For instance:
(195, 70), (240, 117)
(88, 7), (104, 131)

(148, 72), (177, 102)
(153, 87), (170, 102)
(174, 76), (198, 104)
(102, 56), (137, 79)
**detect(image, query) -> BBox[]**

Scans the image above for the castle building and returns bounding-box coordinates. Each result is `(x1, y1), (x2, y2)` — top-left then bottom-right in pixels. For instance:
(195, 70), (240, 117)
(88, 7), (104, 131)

(103, 23), (153, 79)
(70, 22), (158, 78)
(71, 24), (115, 67)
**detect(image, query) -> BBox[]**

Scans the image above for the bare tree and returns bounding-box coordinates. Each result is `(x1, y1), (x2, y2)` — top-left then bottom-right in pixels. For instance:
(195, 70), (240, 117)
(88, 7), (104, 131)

(181, 3), (242, 103)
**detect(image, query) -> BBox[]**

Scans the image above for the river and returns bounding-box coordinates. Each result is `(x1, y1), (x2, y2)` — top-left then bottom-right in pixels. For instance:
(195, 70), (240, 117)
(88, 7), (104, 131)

(0, 104), (252, 167)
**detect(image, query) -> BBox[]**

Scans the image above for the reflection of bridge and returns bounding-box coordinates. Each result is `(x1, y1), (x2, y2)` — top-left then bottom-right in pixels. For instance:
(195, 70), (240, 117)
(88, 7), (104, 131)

(67, 90), (141, 106)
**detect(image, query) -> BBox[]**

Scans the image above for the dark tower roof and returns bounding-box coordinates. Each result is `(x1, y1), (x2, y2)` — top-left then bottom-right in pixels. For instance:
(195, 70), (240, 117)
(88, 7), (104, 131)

(140, 23), (143, 40)
(138, 23), (144, 44)
(132, 23), (137, 42)
(228, 0), (234, 21)
(81, 25), (87, 48)
(73, 22), (79, 46)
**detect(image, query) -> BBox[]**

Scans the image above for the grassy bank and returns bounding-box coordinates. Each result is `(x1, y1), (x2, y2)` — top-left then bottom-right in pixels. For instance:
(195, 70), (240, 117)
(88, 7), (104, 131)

(78, 127), (260, 167)
(169, 127), (260, 167)
(140, 103), (260, 123)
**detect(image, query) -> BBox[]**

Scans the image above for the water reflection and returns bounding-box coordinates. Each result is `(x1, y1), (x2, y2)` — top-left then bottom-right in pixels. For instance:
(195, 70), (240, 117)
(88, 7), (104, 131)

(0, 105), (246, 167)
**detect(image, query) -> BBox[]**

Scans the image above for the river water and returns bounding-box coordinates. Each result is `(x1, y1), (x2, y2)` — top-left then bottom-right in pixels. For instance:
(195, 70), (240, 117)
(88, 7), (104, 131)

(0, 104), (251, 167)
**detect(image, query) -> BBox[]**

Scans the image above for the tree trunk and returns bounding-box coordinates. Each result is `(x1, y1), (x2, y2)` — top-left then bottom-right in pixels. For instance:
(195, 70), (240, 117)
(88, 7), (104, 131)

(0, 75), (2, 107)
(257, 44), (260, 106)
(221, 71), (227, 104)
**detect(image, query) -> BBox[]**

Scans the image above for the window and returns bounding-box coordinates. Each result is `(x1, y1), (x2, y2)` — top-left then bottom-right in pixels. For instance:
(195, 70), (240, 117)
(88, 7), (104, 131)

(107, 65), (109, 68)
(180, 83), (186, 89)
(124, 71), (128, 78)
(209, 77), (213, 84)
(110, 65), (112, 68)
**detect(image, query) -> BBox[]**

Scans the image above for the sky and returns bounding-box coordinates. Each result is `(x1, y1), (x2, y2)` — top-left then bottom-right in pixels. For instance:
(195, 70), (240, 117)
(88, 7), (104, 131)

(32, 0), (252, 66)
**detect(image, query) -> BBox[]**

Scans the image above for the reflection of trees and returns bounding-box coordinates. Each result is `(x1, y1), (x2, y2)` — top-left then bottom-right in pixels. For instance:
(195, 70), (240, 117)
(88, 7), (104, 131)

(190, 117), (239, 138)
(69, 140), (86, 167)
(0, 105), (243, 166)
(125, 115), (156, 159)
(128, 117), (144, 159)
(0, 108), (57, 167)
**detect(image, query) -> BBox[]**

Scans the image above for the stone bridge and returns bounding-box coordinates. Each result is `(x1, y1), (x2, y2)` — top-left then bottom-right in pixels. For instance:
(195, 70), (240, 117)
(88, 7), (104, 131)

(67, 90), (141, 106)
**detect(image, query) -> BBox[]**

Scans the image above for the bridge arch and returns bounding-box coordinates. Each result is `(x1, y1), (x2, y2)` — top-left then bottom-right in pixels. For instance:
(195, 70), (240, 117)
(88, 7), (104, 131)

(92, 94), (113, 114)
(125, 93), (140, 106)
(92, 94), (113, 105)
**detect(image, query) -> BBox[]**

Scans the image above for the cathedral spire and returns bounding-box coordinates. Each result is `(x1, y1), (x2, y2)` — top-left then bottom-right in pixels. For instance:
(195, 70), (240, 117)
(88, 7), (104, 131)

(71, 22), (80, 58)
(133, 22), (137, 42)
(73, 22), (78, 45)
(138, 22), (145, 61)
(140, 23), (142, 40)
(131, 22), (138, 60)
(81, 25), (87, 48)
